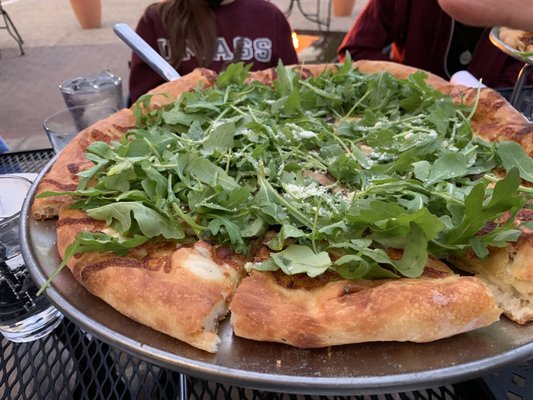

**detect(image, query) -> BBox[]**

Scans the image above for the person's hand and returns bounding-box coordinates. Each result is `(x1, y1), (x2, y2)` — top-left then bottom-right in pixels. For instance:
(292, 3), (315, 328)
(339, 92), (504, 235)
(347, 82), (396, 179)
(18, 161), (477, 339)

(438, 0), (533, 32)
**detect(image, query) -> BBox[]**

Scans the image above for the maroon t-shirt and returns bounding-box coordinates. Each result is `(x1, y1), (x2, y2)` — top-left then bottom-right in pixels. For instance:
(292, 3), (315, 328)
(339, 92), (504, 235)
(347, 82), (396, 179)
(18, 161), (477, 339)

(337, 0), (527, 89)
(129, 0), (299, 102)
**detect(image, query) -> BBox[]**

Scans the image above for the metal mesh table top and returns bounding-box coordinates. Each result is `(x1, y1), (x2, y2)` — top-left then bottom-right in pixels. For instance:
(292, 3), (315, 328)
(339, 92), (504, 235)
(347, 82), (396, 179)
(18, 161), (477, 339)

(1, 318), (471, 400)
(0, 132), (531, 400)
(0, 149), (55, 175)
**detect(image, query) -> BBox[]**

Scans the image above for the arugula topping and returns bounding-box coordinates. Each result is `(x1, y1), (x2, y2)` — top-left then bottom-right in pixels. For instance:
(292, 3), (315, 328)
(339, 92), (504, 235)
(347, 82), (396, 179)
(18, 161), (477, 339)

(40, 58), (533, 281)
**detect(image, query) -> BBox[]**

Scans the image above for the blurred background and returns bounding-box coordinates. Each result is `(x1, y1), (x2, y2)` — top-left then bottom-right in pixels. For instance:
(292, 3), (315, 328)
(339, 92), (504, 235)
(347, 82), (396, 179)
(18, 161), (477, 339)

(0, 0), (367, 152)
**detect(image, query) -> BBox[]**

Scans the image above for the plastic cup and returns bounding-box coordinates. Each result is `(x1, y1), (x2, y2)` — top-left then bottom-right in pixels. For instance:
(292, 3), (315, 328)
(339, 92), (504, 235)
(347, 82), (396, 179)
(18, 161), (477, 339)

(0, 176), (63, 342)
(43, 105), (117, 153)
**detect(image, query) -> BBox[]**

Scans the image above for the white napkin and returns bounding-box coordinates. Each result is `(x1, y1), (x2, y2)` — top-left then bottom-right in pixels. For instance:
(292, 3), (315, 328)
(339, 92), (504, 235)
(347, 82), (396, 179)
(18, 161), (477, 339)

(450, 70), (487, 88)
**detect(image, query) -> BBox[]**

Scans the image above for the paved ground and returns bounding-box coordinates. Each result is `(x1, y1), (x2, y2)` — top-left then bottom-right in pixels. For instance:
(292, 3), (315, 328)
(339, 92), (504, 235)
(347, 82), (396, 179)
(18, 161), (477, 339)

(0, 0), (365, 152)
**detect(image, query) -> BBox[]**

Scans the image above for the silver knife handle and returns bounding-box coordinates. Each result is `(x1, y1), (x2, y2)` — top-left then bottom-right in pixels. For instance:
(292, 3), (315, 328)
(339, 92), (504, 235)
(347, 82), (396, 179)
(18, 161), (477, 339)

(113, 23), (181, 82)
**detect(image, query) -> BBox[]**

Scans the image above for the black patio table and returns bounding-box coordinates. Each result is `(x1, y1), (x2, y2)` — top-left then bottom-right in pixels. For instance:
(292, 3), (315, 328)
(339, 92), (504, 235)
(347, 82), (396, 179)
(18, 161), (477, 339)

(1, 105), (533, 400)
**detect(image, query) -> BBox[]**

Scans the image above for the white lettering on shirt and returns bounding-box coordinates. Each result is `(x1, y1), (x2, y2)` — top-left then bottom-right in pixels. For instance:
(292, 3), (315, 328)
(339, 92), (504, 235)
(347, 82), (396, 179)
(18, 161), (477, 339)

(157, 38), (171, 61)
(214, 38), (234, 61)
(156, 36), (273, 64)
(253, 38), (272, 62)
(234, 37), (253, 61)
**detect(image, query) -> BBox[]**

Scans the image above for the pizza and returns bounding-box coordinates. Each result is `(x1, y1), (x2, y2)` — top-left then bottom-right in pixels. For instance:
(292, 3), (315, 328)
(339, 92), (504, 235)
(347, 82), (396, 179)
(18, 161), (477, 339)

(32, 60), (533, 353)
(499, 26), (533, 53)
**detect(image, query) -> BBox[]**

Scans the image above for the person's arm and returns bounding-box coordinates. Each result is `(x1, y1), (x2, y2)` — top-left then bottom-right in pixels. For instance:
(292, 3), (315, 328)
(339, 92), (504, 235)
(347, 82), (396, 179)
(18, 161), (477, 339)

(438, 0), (533, 32)
(337, 0), (394, 62)
(128, 5), (167, 104)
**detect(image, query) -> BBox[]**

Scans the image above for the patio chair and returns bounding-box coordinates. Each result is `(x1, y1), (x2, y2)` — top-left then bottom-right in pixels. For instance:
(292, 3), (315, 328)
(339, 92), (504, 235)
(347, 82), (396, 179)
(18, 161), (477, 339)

(0, 0), (24, 56)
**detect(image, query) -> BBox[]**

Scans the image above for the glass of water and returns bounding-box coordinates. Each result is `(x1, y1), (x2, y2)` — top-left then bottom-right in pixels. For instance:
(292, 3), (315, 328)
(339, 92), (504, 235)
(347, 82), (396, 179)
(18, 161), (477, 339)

(59, 69), (124, 111)
(0, 176), (63, 342)
(43, 105), (117, 153)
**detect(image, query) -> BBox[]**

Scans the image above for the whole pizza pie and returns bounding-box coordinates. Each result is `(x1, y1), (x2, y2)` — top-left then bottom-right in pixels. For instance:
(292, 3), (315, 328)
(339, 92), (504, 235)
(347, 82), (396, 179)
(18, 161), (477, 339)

(32, 60), (533, 353)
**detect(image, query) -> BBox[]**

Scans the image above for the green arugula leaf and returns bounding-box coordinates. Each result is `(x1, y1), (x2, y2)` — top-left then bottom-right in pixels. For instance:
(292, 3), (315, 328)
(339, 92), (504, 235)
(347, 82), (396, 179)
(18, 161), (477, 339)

(267, 224), (306, 251)
(270, 245), (331, 277)
(444, 168), (524, 244)
(202, 121), (235, 154)
(497, 141), (533, 182)
(87, 202), (184, 239)
(424, 152), (468, 185)
(391, 223), (428, 278)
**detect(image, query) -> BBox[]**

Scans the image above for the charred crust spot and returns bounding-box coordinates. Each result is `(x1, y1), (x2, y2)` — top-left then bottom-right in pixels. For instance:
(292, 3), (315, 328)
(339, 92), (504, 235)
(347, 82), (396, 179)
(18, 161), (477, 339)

(477, 222), (498, 236)
(201, 69), (218, 85)
(143, 253), (173, 272)
(512, 125), (533, 137)
(261, 68), (276, 86)
(253, 246), (272, 263)
(214, 245), (245, 270)
(421, 266), (452, 279)
(273, 270), (342, 290)
(215, 246), (233, 262)
(66, 162), (91, 175)
(56, 217), (104, 228)
(517, 209), (533, 222)
(80, 257), (145, 280)
(342, 284), (365, 295)
(78, 137), (91, 151)
(90, 128), (113, 143)
(41, 178), (77, 191)
(274, 273), (296, 289)
(113, 124), (134, 134)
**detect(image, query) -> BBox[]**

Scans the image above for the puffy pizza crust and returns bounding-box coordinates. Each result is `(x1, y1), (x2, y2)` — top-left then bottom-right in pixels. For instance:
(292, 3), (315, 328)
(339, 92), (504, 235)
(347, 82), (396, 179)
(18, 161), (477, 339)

(452, 229), (533, 324)
(230, 267), (501, 347)
(56, 207), (245, 353)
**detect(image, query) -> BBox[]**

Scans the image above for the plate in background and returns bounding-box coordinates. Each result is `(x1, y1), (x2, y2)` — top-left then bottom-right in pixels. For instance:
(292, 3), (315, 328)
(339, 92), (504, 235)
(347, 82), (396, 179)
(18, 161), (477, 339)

(489, 26), (533, 64)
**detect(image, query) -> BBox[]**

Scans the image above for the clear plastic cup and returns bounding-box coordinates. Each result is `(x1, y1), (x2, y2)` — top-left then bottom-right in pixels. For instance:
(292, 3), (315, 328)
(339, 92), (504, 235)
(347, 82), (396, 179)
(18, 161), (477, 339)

(43, 105), (117, 153)
(59, 69), (124, 111)
(0, 176), (63, 342)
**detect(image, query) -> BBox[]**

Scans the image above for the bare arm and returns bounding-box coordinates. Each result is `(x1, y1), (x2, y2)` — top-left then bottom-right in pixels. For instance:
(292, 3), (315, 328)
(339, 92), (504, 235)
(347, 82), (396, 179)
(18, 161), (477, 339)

(438, 0), (533, 32)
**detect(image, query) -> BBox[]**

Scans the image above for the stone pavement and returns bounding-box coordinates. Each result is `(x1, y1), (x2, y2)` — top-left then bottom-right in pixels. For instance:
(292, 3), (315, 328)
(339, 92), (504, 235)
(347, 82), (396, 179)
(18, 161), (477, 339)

(0, 0), (366, 152)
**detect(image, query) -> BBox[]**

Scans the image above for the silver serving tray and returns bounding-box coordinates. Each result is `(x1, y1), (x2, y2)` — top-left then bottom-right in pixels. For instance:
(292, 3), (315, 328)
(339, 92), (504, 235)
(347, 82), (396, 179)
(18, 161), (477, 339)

(20, 157), (533, 396)
(490, 26), (533, 65)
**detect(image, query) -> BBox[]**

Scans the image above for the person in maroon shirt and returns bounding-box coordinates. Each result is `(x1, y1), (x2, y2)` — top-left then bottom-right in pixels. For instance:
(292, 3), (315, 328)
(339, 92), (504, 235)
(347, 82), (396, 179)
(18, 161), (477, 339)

(129, 0), (299, 103)
(337, 0), (528, 89)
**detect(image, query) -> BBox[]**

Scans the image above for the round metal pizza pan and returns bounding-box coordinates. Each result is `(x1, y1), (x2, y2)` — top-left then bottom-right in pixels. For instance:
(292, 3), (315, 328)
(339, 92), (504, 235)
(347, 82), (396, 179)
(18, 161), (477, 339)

(489, 26), (533, 65)
(20, 157), (533, 396)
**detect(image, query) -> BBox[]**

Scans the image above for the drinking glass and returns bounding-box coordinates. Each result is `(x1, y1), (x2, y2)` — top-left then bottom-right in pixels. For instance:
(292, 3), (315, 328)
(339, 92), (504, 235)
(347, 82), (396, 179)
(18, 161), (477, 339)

(59, 69), (124, 111)
(0, 175), (63, 342)
(43, 105), (117, 153)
